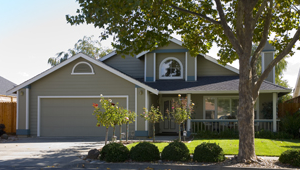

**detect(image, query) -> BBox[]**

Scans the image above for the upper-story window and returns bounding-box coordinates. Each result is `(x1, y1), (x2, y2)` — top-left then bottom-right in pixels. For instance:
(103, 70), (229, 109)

(159, 57), (183, 79)
(71, 61), (94, 75)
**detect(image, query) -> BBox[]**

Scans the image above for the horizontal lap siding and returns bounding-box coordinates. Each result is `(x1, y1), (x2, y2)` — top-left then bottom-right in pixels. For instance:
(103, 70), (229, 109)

(28, 58), (136, 136)
(103, 54), (144, 78)
(197, 56), (238, 76)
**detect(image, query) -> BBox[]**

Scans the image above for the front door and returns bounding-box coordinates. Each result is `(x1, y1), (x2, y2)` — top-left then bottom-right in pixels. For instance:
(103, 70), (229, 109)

(160, 99), (178, 133)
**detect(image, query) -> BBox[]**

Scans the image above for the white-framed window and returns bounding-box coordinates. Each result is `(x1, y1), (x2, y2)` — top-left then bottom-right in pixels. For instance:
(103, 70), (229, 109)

(159, 57), (183, 79)
(203, 96), (259, 120)
(71, 61), (94, 75)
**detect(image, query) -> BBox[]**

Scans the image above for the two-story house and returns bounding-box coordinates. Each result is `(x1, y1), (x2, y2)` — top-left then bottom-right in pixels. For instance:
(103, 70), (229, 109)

(7, 38), (291, 137)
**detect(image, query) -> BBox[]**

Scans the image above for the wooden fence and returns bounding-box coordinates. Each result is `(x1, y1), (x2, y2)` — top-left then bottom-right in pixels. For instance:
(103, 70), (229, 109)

(278, 103), (300, 118)
(0, 102), (16, 134)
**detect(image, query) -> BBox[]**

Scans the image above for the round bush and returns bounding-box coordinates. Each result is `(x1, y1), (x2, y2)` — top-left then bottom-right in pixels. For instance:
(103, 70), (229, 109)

(130, 142), (160, 162)
(279, 150), (300, 167)
(193, 142), (225, 162)
(161, 140), (190, 161)
(99, 142), (129, 162)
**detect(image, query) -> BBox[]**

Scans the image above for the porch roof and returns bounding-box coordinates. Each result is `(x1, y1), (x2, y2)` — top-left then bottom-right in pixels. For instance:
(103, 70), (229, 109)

(137, 76), (291, 96)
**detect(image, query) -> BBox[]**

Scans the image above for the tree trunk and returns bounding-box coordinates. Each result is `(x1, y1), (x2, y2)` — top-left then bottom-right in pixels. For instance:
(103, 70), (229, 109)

(126, 123), (128, 142)
(178, 124), (181, 142)
(112, 126), (116, 142)
(183, 122), (185, 141)
(105, 127), (108, 145)
(237, 54), (256, 161)
(153, 123), (155, 143)
(119, 125), (122, 143)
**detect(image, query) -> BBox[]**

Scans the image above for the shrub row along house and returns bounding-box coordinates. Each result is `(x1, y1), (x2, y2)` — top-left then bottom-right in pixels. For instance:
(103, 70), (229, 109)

(7, 38), (291, 137)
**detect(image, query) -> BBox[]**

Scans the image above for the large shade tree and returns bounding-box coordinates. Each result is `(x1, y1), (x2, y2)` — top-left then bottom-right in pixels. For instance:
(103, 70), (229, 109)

(67, 0), (300, 161)
(48, 36), (113, 66)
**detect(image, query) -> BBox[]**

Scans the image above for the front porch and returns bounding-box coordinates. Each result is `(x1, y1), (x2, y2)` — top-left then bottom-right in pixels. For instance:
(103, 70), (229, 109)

(142, 92), (280, 137)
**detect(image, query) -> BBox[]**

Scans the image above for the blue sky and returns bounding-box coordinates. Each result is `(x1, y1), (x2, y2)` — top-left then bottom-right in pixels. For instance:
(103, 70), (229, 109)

(1, 0), (299, 94)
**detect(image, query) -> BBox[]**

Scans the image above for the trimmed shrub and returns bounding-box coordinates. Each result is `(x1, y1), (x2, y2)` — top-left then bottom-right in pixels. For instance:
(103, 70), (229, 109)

(130, 142), (160, 162)
(195, 130), (239, 139)
(99, 142), (129, 162)
(193, 142), (225, 162)
(161, 140), (190, 161)
(279, 150), (300, 167)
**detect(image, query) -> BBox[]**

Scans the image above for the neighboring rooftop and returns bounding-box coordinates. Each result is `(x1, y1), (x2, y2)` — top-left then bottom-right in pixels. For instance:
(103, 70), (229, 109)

(0, 76), (17, 97)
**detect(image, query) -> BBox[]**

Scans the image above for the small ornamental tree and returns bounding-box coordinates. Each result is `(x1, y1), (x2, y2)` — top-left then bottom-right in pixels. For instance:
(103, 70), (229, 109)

(141, 105), (164, 142)
(168, 94), (194, 142)
(93, 95), (116, 145)
(124, 109), (136, 142)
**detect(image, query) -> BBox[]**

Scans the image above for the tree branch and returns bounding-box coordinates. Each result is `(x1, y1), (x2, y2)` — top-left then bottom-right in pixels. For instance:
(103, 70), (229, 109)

(250, 0), (273, 69)
(214, 0), (243, 56)
(170, 4), (221, 25)
(253, 0), (268, 26)
(253, 26), (300, 95)
(236, 1), (244, 46)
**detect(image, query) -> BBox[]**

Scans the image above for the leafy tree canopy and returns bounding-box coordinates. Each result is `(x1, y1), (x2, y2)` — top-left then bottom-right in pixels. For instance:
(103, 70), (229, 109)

(48, 35), (113, 66)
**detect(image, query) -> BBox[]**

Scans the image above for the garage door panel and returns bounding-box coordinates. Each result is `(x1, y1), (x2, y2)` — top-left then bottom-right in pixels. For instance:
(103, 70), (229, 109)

(40, 98), (126, 137)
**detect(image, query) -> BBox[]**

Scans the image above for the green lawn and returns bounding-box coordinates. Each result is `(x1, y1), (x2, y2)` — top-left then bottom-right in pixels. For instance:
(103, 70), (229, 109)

(126, 139), (300, 156)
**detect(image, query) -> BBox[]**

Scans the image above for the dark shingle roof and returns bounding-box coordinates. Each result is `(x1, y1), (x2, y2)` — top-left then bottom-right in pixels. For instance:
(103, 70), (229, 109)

(0, 76), (17, 96)
(136, 76), (291, 95)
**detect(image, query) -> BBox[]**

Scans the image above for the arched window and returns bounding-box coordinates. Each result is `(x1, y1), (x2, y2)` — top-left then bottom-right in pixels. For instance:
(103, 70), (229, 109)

(71, 61), (94, 75)
(159, 57), (183, 79)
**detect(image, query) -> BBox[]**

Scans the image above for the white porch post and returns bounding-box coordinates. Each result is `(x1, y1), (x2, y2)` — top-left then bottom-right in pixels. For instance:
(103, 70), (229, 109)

(187, 94), (191, 132)
(273, 92), (277, 132)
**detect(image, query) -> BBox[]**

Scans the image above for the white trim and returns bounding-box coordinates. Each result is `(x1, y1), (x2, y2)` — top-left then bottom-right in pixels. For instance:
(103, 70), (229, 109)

(7, 53), (158, 95)
(144, 54), (147, 82)
(261, 53), (265, 72)
(71, 61), (95, 75)
(153, 53), (156, 82)
(185, 52), (187, 81)
(135, 87), (137, 131)
(136, 51), (150, 59)
(26, 88), (29, 130)
(195, 56), (197, 81)
(273, 93), (277, 132)
(203, 54), (239, 74)
(159, 57), (183, 79)
(99, 51), (117, 61)
(16, 91), (19, 130)
(37, 95), (129, 137)
(145, 90), (148, 131)
(169, 37), (183, 46)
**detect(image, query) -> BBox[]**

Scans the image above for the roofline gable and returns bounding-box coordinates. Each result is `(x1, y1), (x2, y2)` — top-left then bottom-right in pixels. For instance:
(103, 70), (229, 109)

(7, 53), (158, 95)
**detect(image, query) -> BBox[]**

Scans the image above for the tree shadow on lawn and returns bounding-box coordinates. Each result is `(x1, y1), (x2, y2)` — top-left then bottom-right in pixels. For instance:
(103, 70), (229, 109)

(0, 143), (96, 168)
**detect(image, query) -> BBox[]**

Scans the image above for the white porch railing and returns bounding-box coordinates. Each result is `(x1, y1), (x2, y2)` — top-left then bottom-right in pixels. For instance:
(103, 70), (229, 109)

(190, 119), (280, 134)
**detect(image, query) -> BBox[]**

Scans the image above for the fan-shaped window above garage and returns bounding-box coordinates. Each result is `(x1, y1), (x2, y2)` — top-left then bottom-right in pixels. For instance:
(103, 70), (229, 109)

(71, 61), (94, 75)
(159, 57), (183, 79)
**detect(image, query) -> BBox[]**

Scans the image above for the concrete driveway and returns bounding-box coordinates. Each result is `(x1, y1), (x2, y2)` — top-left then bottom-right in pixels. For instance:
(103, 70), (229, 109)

(0, 136), (106, 169)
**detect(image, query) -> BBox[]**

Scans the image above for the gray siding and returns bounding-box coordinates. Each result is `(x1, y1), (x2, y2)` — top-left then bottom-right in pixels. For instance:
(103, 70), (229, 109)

(103, 54), (144, 78)
(137, 88), (146, 131)
(197, 56), (238, 76)
(27, 58), (136, 136)
(264, 53), (274, 83)
(17, 89), (26, 129)
(156, 42), (186, 50)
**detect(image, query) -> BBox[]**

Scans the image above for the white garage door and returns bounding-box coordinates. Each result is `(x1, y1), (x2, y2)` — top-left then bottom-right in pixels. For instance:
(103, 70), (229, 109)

(39, 97), (127, 137)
